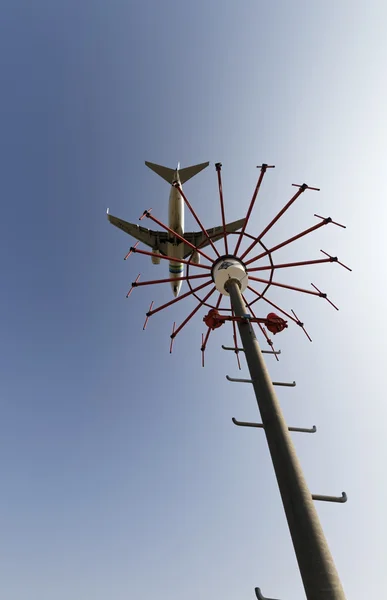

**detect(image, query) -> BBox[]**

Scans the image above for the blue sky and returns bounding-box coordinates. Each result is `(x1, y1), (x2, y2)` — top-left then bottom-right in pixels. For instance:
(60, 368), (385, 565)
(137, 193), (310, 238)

(1, 1), (386, 598)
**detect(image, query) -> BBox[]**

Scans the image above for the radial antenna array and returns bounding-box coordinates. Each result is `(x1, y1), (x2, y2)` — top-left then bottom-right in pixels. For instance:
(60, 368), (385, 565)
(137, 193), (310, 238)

(118, 162), (351, 600)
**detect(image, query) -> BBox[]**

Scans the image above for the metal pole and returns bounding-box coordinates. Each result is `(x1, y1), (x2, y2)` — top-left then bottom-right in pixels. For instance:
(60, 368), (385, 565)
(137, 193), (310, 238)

(225, 278), (346, 600)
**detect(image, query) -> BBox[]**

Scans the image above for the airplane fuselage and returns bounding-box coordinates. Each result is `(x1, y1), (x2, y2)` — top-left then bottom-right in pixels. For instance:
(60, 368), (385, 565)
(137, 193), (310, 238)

(168, 171), (185, 297)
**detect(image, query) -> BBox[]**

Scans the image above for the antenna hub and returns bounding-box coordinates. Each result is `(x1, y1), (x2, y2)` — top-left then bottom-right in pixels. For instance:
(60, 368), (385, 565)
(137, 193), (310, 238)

(211, 255), (248, 296)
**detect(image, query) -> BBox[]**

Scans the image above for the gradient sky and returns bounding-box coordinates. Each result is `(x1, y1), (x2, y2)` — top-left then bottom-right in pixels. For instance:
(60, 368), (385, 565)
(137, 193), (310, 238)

(1, 2), (386, 599)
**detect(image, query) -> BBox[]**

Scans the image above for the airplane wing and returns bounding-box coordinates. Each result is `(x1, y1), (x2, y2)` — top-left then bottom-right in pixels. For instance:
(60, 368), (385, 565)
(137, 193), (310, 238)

(107, 211), (169, 254)
(182, 218), (246, 258)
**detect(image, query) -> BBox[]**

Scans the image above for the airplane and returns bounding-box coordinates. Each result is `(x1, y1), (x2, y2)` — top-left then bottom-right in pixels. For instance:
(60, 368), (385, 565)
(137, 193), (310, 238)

(107, 161), (246, 297)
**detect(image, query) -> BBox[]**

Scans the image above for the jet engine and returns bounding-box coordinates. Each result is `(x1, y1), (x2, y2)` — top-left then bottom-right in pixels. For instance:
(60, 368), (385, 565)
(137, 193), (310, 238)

(191, 250), (200, 265)
(151, 249), (161, 265)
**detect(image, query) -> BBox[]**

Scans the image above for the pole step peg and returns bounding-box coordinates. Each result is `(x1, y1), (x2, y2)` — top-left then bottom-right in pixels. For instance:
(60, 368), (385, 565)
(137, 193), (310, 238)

(226, 375), (253, 384)
(226, 375), (295, 387)
(222, 345), (281, 355)
(255, 587), (282, 600)
(312, 492), (347, 503)
(232, 418), (316, 433)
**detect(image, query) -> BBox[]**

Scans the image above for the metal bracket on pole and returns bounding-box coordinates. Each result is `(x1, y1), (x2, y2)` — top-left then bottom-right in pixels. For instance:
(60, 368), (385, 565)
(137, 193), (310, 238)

(255, 587), (282, 600)
(232, 417), (316, 434)
(222, 345), (281, 356)
(226, 375), (296, 387)
(312, 492), (347, 503)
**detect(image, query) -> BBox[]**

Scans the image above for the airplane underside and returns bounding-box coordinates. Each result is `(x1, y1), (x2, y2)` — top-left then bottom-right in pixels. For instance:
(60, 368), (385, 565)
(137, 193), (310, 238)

(107, 160), (246, 297)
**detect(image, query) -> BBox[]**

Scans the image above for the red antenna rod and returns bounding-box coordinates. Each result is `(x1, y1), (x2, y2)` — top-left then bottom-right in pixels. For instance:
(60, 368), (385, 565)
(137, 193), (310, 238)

(249, 275), (328, 298)
(169, 322), (176, 353)
(147, 280), (213, 318)
(126, 273), (141, 297)
(291, 309), (313, 342)
(245, 216), (342, 266)
(129, 246), (212, 270)
(240, 183), (319, 260)
(311, 283), (339, 310)
(231, 308), (242, 369)
(247, 286), (300, 325)
(124, 241), (139, 260)
(215, 163), (228, 254)
(320, 249), (352, 271)
(173, 182), (221, 258)
(132, 273), (210, 288)
(247, 255), (350, 272)
(142, 301), (154, 330)
(234, 163), (274, 256)
(201, 294), (222, 367)
(244, 299), (279, 361)
(171, 286), (216, 341)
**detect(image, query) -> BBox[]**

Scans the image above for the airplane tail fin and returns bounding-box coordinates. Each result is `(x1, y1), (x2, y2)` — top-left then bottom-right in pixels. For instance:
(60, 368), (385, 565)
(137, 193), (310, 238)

(145, 161), (209, 185)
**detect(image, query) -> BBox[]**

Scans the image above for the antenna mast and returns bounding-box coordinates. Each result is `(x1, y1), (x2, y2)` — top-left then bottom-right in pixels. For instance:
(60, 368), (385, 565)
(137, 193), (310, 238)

(116, 161), (351, 600)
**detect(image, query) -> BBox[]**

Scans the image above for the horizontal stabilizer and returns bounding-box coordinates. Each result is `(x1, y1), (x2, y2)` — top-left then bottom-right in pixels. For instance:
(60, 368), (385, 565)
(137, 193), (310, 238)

(145, 162), (176, 184)
(145, 160), (209, 184)
(178, 162), (209, 184)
